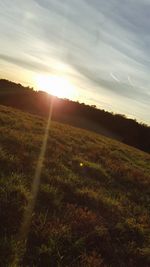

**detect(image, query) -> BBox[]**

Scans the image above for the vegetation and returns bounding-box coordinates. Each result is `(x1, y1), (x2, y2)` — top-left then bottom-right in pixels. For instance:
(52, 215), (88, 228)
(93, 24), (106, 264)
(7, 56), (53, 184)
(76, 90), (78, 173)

(0, 104), (150, 266)
(0, 79), (150, 153)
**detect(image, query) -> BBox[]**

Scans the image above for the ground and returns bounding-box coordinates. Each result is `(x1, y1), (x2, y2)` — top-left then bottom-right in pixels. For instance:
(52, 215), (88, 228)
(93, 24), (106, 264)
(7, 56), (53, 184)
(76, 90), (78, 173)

(0, 105), (150, 267)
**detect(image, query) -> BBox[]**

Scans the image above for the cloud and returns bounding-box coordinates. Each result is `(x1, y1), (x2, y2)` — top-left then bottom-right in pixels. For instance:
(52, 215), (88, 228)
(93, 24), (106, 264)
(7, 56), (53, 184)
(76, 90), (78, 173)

(110, 73), (120, 83)
(0, 54), (52, 73)
(0, 0), (150, 124)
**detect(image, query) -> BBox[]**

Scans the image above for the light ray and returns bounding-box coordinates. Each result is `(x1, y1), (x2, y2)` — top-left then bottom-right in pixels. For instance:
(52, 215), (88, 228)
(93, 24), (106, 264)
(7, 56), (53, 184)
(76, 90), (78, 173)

(13, 96), (54, 266)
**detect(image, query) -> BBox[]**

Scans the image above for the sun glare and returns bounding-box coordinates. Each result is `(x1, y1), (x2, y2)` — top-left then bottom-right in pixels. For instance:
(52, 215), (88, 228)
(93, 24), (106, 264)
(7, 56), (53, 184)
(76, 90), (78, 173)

(36, 74), (76, 99)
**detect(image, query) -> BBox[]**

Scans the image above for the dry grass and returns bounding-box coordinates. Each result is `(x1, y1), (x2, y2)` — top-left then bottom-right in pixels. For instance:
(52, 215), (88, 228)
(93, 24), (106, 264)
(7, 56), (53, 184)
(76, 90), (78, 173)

(0, 105), (150, 267)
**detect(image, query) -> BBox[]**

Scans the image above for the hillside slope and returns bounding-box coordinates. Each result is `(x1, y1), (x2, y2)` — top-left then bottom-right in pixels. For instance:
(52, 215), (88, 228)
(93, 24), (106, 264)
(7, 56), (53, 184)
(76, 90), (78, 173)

(0, 105), (150, 267)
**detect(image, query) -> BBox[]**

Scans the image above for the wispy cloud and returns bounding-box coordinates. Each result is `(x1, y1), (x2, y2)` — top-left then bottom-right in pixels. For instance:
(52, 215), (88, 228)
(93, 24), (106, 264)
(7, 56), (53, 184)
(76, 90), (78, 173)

(110, 73), (120, 83)
(0, 0), (150, 124)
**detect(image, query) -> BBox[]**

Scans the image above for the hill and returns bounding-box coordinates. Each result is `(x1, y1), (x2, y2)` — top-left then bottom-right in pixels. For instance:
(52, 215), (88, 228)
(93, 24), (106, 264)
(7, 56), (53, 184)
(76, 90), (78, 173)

(0, 105), (150, 266)
(0, 79), (150, 153)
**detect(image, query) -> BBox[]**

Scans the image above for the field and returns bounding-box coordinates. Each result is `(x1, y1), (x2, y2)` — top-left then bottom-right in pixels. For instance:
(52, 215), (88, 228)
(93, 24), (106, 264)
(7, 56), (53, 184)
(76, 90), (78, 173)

(0, 104), (150, 267)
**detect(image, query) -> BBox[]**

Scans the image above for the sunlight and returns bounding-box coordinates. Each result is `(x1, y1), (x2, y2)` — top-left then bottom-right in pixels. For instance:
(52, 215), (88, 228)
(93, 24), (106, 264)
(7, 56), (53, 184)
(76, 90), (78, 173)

(36, 74), (76, 99)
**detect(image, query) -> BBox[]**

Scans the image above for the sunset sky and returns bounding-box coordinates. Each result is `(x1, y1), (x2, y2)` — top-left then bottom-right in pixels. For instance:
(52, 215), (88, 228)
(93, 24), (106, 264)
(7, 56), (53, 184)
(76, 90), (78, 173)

(0, 0), (150, 125)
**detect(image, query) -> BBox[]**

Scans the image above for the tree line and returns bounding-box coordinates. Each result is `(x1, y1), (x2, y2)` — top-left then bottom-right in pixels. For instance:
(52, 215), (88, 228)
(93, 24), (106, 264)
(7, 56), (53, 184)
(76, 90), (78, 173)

(0, 79), (149, 153)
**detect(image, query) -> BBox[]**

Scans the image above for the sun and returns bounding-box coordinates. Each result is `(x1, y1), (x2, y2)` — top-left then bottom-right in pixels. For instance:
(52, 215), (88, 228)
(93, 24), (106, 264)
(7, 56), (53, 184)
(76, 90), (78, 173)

(36, 74), (76, 99)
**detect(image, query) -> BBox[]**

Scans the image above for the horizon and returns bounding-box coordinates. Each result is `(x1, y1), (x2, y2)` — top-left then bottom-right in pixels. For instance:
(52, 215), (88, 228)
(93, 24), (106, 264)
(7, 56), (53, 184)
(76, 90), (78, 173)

(0, 78), (150, 127)
(1, 77), (150, 128)
(0, 0), (150, 125)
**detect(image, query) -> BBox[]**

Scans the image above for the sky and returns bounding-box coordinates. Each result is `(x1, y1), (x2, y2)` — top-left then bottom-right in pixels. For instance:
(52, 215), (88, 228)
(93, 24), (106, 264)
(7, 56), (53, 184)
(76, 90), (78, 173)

(0, 0), (150, 125)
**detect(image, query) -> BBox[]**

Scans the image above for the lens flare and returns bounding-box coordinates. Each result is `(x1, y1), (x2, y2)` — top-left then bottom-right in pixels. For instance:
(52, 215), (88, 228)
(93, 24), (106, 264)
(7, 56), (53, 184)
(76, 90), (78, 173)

(13, 96), (54, 266)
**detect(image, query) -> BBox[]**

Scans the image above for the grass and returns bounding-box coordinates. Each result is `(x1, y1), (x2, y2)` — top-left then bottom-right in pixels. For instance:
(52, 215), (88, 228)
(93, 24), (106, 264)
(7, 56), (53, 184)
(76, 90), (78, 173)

(0, 104), (150, 267)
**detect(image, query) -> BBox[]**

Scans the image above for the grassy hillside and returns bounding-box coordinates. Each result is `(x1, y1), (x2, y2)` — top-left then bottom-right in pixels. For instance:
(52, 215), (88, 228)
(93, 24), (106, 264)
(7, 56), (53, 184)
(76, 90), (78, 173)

(0, 105), (150, 267)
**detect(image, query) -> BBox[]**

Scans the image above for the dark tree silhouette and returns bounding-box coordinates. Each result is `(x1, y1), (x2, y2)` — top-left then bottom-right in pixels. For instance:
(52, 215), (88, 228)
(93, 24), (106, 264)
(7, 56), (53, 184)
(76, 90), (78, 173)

(0, 79), (149, 153)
